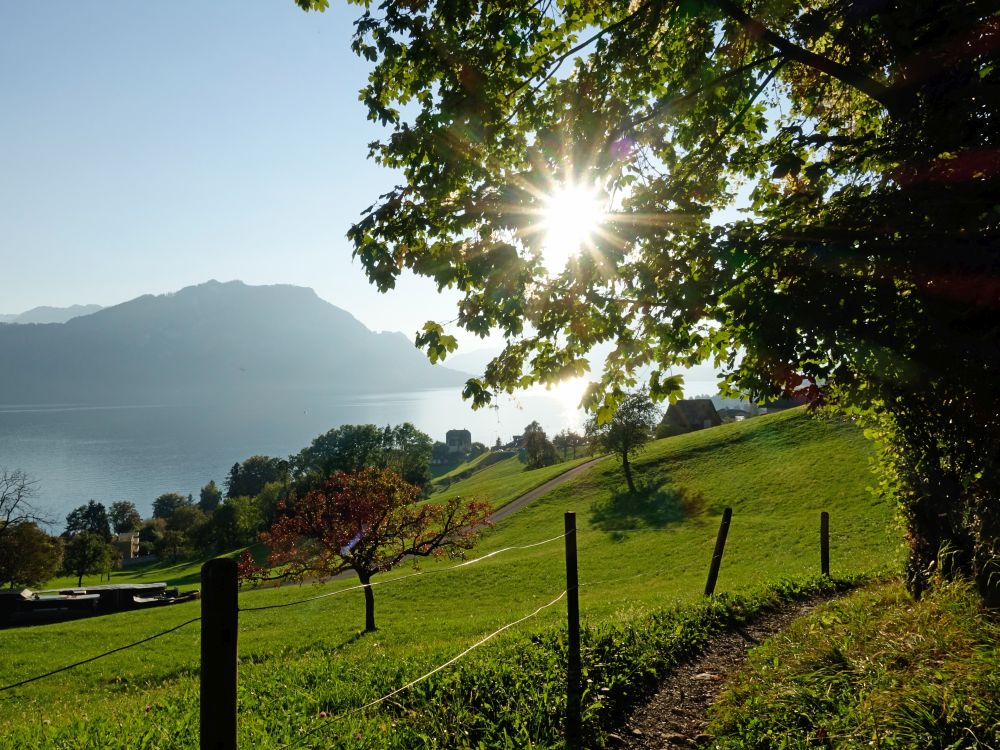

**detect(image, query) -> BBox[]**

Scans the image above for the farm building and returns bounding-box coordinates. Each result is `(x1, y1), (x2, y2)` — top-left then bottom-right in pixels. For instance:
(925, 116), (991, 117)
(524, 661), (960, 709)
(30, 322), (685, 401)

(445, 429), (472, 454)
(717, 407), (754, 423)
(111, 531), (140, 561)
(658, 399), (722, 436)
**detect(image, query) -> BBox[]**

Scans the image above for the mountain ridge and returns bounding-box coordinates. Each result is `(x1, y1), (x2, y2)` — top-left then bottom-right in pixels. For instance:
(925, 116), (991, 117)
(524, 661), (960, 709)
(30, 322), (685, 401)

(0, 304), (103, 325)
(0, 280), (468, 405)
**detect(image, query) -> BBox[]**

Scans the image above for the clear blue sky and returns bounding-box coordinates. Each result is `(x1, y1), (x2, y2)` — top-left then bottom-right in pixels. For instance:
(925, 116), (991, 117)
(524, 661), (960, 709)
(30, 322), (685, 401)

(0, 2), (471, 342)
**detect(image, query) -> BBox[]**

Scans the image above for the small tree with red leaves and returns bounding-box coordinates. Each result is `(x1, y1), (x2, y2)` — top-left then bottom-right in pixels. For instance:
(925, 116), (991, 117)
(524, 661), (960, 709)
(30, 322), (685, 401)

(240, 467), (492, 632)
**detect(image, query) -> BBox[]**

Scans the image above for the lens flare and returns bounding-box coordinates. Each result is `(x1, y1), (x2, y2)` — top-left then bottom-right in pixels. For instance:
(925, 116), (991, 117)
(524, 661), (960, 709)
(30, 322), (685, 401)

(540, 182), (605, 272)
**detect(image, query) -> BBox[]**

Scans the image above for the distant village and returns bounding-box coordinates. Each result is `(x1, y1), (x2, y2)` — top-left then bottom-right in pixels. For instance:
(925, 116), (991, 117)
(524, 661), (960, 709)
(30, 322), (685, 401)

(432, 394), (807, 467)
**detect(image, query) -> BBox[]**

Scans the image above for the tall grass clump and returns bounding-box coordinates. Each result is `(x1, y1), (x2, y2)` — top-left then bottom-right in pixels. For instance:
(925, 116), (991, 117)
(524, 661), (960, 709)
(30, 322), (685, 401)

(707, 579), (1000, 749)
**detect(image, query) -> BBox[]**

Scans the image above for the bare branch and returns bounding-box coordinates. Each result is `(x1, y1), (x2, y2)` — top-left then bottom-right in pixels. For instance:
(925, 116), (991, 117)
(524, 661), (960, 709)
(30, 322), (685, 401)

(0, 468), (52, 537)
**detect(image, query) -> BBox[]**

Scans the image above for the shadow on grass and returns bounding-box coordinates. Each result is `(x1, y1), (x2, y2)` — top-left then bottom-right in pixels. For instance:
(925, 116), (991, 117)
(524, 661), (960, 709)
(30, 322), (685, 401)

(589, 480), (707, 536)
(161, 571), (203, 587)
(646, 429), (750, 464)
(240, 630), (367, 668)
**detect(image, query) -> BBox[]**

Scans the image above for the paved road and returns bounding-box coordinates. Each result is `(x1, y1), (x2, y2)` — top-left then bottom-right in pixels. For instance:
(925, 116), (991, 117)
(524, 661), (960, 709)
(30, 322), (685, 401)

(489, 455), (607, 524)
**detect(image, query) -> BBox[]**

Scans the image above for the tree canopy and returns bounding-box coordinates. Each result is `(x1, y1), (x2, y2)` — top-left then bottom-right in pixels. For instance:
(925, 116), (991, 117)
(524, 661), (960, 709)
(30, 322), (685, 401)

(152, 492), (192, 521)
(109, 501), (142, 534)
(295, 0), (999, 605)
(0, 522), (62, 590)
(225, 456), (287, 499)
(244, 467), (492, 631)
(198, 480), (223, 513)
(522, 421), (557, 469)
(65, 501), (111, 542)
(293, 422), (434, 487)
(62, 531), (108, 587)
(586, 389), (660, 493)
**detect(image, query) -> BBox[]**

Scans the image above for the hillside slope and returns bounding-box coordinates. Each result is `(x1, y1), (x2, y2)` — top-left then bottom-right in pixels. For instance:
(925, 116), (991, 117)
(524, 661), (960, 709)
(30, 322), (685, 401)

(0, 409), (898, 748)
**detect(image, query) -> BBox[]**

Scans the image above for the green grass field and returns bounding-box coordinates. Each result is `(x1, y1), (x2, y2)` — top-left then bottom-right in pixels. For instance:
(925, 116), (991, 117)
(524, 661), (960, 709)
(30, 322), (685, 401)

(40, 452), (593, 591)
(41, 551), (232, 591)
(708, 580), (1000, 748)
(430, 451), (592, 509)
(0, 409), (901, 748)
(429, 450), (499, 482)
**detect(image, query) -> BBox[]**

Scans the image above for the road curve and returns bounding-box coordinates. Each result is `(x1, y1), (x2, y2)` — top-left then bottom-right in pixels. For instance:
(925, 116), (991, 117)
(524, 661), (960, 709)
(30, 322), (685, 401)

(246, 456), (608, 589)
(488, 455), (608, 524)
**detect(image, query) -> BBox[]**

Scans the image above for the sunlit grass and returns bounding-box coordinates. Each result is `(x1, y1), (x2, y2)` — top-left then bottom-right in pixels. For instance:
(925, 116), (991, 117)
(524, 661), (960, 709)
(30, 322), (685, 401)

(0, 409), (900, 748)
(708, 580), (1000, 749)
(431, 451), (592, 509)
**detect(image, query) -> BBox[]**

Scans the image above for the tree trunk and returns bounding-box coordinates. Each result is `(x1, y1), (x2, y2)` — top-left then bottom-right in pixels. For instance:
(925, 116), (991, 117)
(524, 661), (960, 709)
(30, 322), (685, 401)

(77, 573), (83, 587)
(358, 570), (377, 632)
(622, 452), (636, 494)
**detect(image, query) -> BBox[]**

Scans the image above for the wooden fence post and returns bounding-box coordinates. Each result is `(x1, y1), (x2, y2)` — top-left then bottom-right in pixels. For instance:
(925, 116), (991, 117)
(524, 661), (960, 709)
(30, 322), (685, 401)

(564, 512), (581, 749)
(820, 511), (830, 577)
(704, 507), (733, 597)
(201, 557), (239, 750)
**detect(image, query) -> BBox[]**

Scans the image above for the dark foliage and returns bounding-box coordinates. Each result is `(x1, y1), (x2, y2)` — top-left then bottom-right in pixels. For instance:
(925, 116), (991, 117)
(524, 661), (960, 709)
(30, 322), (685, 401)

(65, 501), (111, 543)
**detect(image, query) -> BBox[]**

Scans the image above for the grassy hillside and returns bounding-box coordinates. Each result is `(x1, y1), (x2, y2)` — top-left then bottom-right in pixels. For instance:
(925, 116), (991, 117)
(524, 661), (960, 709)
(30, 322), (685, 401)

(708, 580), (1000, 748)
(41, 550), (238, 590)
(429, 450), (499, 481)
(0, 409), (900, 748)
(431, 451), (593, 509)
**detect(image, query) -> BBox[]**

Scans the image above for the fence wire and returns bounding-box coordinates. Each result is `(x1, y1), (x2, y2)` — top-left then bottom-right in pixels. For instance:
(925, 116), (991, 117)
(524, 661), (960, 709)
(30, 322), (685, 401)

(0, 617), (201, 694)
(580, 568), (666, 588)
(279, 590), (568, 750)
(239, 532), (567, 614)
(0, 525), (655, 697)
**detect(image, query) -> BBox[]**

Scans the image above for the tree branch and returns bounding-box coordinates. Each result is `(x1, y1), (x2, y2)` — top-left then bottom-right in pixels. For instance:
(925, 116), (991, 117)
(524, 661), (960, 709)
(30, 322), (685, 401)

(617, 52), (780, 138)
(711, 0), (896, 112)
(669, 58), (786, 195)
(503, 0), (655, 121)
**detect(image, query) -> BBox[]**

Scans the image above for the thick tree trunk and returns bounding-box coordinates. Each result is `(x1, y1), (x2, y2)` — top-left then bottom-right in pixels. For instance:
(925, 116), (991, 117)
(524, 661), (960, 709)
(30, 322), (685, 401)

(77, 573), (83, 587)
(904, 468), (973, 600)
(972, 494), (1000, 609)
(622, 452), (636, 494)
(358, 570), (377, 632)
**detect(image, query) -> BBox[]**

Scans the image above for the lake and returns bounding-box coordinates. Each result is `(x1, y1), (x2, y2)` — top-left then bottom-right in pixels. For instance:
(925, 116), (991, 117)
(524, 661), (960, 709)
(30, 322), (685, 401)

(1, 362), (723, 527)
(0, 384), (593, 525)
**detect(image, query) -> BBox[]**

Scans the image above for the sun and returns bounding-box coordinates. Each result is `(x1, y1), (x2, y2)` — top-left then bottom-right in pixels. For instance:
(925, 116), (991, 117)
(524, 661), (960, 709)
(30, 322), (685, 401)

(540, 182), (605, 272)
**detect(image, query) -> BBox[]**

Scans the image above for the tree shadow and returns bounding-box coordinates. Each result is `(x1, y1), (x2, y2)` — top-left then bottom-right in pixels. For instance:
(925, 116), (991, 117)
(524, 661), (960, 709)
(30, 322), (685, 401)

(589, 480), (707, 535)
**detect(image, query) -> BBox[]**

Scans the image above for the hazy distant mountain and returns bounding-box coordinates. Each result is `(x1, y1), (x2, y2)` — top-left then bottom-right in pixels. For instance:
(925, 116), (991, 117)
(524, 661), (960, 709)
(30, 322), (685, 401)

(0, 304), (102, 324)
(0, 281), (468, 405)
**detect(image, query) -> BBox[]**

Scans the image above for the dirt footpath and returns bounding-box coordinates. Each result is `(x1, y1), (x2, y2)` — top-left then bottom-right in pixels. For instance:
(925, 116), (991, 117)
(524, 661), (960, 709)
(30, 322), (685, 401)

(488, 455), (607, 523)
(609, 597), (830, 749)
